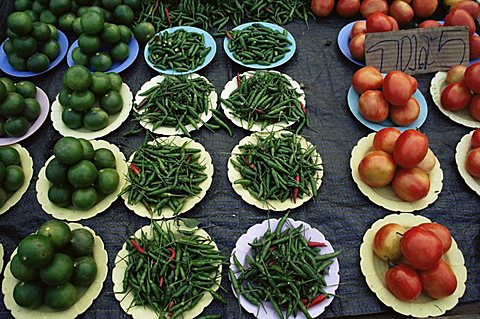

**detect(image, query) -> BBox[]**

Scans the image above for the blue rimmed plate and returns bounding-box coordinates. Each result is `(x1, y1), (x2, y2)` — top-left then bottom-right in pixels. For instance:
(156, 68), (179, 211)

(144, 26), (216, 75)
(67, 36), (139, 73)
(223, 22), (296, 69)
(0, 30), (68, 77)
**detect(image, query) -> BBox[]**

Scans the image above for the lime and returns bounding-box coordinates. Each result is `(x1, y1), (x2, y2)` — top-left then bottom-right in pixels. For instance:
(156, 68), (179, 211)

(67, 159), (97, 188)
(70, 90), (95, 112)
(72, 17), (83, 36)
(39, 10), (57, 26)
(46, 158), (69, 185)
(3, 165), (25, 191)
(32, 0), (46, 13)
(95, 168), (119, 194)
(7, 12), (33, 36)
(107, 73), (122, 91)
(93, 148), (116, 169)
(54, 136), (84, 165)
(90, 72), (110, 95)
(7, 53), (27, 71)
(123, 0), (140, 11)
(0, 188), (6, 206)
(78, 34), (101, 54)
(64, 65), (92, 91)
(83, 107), (109, 131)
(12, 36), (37, 59)
(71, 47), (89, 66)
(134, 22), (155, 44)
(68, 228), (94, 256)
(90, 52), (112, 72)
(37, 220), (72, 249)
(81, 11), (104, 35)
(76, 6), (89, 16)
(44, 282), (77, 310)
(0, 78), (16, 93)
(47, 24), (58, 40)
(48, 184), (73, 207)
(58, 13), (76, 33)
(24, 10), (39, 23)
(31, 22), (51, 42)
(118, 25), (132, 43)
(0, 146), (20, 166)
(27, 53), (50, 73)
(62, 108), (84, 129)
(0, 162), (5, 182)
(101, 23), (121, 44)
(49, 0), (71, 15)
(78, 138), (94, 160)
(114, 4), (134, 25)
(102, 0), (120, 9)
(58, 88), (71, 107)
(3, 39), (14, 55)
(10, 254), (39, 282)
(4, 117), (29, 137)
(16, 81), (37, 99)
(23, 98), (41, 121)
(15, 0), (33, 11)
(72, 187), (97, 210)
(0, 92), (25, 117)
(87, 5), (106, 18)
(13, 281), (44, 309)
(41, 40), (60, 61)
(72, 256), (97, 286)
(110, 42), (129, 62)
(0, 82), (6, 103)
(17, 234), (54, 268)
(39, 253), (74, 286)
(100, 90), (123, 115)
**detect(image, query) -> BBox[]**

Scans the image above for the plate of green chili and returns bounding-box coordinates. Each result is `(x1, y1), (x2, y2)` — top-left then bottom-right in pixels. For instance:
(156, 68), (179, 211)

(350, 133), (443, 212)
(223, 22), (296, 69)
(229, 215), (340, 319)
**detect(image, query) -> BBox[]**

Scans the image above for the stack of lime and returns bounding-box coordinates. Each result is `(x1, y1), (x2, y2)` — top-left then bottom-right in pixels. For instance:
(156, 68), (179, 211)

(0, 78), (41, 137)
(59, 65), (124, 131)
(46, 137), (120, 210)
(0, 146), (25, 207)
(10, 219), (98, 310)
(4, 12), (61, 73)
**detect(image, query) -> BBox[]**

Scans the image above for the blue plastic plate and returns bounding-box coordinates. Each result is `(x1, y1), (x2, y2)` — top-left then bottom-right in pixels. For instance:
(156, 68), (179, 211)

(347, 84), (428, 132)
(144, 26), (216, 75)
(67, 36), (139, 73)
(0, 30), (68, 77)
(223, 22), (296, 69)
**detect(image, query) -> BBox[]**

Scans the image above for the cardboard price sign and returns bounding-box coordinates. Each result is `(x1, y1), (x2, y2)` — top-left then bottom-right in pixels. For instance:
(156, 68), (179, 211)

(365, 26), (470, 75)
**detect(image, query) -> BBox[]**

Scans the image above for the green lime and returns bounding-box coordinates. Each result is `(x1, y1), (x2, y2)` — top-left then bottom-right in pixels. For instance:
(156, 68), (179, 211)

(72, 187), (97, 210)
(77, 34), (101, 54)
(70, 90), (95, 112)
(24, 10), (39, 23)
(90, 52), (112, 72)
(101, 23), (121, 44)
(118, 25), (132, 43)
(7, 53), (27, 71)
(95, 168), (119, 194)
(54, 136), (84, 165)
(72, 256), (97, 286)
(72, 17), (83, 36)
(11, 255), (39, 282)
(49, 0), (71, 15)
(0, 146), (20, 166)
(114, 4), (134, 25)
(76, 5), (89, 16)
(107, 72), (122, 91)
(3, 165), (25, 191)
(31, 22), (51, 42)
(100, 90), (123, 115)
(133, 22), (155, 44)
(102, 0), (120, 9)
(15, 0), (33, 11)
(4, 117), (29, 137)
(46, 158), (69, 185)
(67, 159), (97, 188)
(39, 253), (74, 286)
(48, 24), (58, 40)
(93, 148), (115, 169)
(0, 187), (6, 206)
(23, 98), (41, 121)
(1, 92), (25, 117)
(48, 184), (73, 207)
(78, 138), (94, 160)
(12, 36), (37, 59)
(39, 10), (57, 26)
(16, 81), (37, 99)
(0, 78), (16, 93)
(44, 282), (76, 310)
(81, 11), (104, 35)
(37, 220), (72, 249)
(109, 42), (129, 62)
(0, 162), (5, 182)
(13, 281), (44, 309)
(71, 47), (89, 66)
(41, 40), (60, 61)
(123, 0), (140, 10)
(0, 82), (6, 102)
(32, 0), (46, 13)
(3, 39), (14, 55)
(27, 53), (50, 73)
(58, 13), (76, 33)
(87, 5), (106, 18)
(58, 88), (71, 107)
(64, 65), (92, 91)
(62, 108), (83, 129)
(83, 107), (109, 131)
(18, 234), (54, 268)
(90, 72), (110, 95)
(68, 228), (94, 256)
(7, 12), (33, 36)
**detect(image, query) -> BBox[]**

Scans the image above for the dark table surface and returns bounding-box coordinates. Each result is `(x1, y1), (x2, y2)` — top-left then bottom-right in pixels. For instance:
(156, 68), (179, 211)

(0, 2), (479, 318)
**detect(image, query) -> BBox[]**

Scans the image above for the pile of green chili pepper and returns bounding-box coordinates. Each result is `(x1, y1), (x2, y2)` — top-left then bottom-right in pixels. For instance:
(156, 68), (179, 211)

(122, 221), (226, 318)
(221, 71), (308, 132)
(229, 213), (341, 319)
(230, 132), (322, 205)
(135, 76), (214, 136)
(147, 30), (211, 72)
(120, 138), (208, 216)
(227, 24), (292, 65)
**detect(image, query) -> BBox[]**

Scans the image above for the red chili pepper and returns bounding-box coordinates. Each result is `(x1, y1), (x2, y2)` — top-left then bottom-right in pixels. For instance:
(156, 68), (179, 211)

(152, 0), (159, 14)
(266, 259), (276, 266)
(130, 239), (145, 254)
(159, 276), (164, 288)
(264, 7), (274, 13)
(301, 102), (306, 114)
(236, 73), (241, 86)
(307, 241), (327, 248)
(168, 247), (176, 260)
(255, 109), (265, 114)
(129, 163), (140, 175)
(165, 7), (171, 25)
(293, 174), (300, 203)
(243, 156), (254, 169)
(300, 298), (309, 305)
(225, 30), (233, 40)
(168, 300), (175, 311)
(308, 294), (326, 308)
(269, 245), (277, 251)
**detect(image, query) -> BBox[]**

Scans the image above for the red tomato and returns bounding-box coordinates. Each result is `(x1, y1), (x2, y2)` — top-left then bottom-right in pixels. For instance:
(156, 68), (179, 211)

(417, 223), (452, 253)
(373, 223), (406, 261)
(390, 97), (420, 126)
(466, 147), (480, 177)
(367, 12), (394, 33)
(445, 8), (476, 36)
(408, 75), (418, 95)
(416, 148), (436, 173)
(349, 33), (366, 61)
(446, 65), (467, 84)
(358, 150), (396, 187)
(383, 71), (413, 106)
(464, 61), (480, 94)
(359, 90), (389, 123)
(389, 1), (414, 26)
(470, 35), (480, 60)
(360, 0), (389, 18)
(388, 16), (399, 30)
(469, 94), (480, 121)
(452, 0), (479, 19)
(471, 128), (480, 148)
(419, 259), (457, 299)
(352, 66), (384, 94)
(419, 20), (442, 28)
(401, 226), (443, 269)
(311, 0), (335, 17)
(385, 264), (422, 301)
(392, 167), (430, 201)
(393, 129), (429, 168)
(350, 21), (367, 39)
(413, 0), (438, 18)
(440, 82), (472, 111)
(336, 0), (361, 18)
(373, 127), (401, 154)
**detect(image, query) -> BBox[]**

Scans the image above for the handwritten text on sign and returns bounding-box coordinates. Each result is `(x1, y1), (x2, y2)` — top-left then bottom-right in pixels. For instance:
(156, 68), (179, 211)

(365, 26), (469, 75)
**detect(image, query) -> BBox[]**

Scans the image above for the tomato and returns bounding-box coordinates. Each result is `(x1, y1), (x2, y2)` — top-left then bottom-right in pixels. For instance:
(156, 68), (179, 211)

(373, 127), (401, 154)
(445, 8), (476, 36)
(400, 226), (443, 270)
(419, 259), (457, 299)
(419, 20), (442, 28)
(350, 21), (367, 39)
(471, 128), (480, 148)
(392, 167), (430, 201)
(336, 0), (361, 18)
(417, 223), (452, 253)
(385, 264), (422, 301)
(366, 12), (393, 33)
(469, 94), (480, 121)
(388, 16), (399, 30)
(389, 97), (420, 126)
(440, 82), (472, 111)
(452, 0), (479, 19)
(311, 0), (334, 17)
(389, 1), (414, 26)
(352, 66), (383, 94)
(358, 150), (396, 187)
(470, 35), (480, 60)
(466, 147), (480, 177)
(383, 71), (414, 106)
(416, 148), (436, 173)
(408, 75), (418, 95)
(412, 0), (438, 18)
(464, 61), (480, 94)
(349, 33), (366, 61)
(373, 223), (406, 261)
(358, 90), (389, 123)
(360, 0), (389, 18)
(446, 65), (467, 84)
(393, 129), (429, 168)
